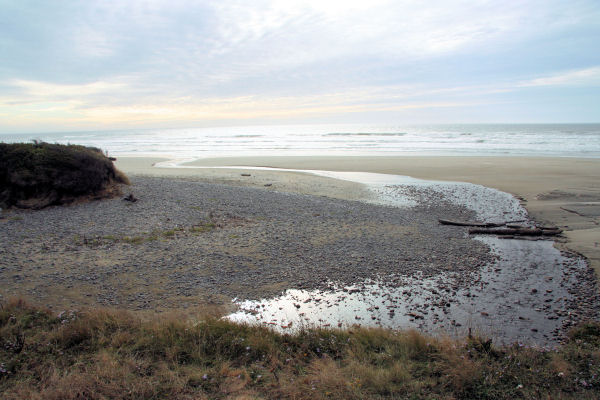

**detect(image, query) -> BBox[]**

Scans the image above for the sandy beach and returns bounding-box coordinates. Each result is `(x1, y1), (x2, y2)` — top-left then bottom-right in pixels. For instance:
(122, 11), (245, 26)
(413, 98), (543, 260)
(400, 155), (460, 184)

(117, 155), (600, 275)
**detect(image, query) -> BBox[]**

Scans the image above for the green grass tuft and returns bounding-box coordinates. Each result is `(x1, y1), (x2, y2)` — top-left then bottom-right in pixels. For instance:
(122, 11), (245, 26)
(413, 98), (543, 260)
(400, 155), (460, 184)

(121, 236), (147, 245)
(189, 223), (216, 233)
(73, 224), (217, 248)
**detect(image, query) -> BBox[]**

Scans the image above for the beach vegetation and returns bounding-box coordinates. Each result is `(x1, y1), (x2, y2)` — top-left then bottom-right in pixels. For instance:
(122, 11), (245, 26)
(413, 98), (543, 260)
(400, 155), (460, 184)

(0, 142), (129, 209)
(161, 227), (185, 237)
(121, 235), (147, 245)
(0, 298), (598, 399)
(72, 223), (217, 247)
(189, 223), (216, 233)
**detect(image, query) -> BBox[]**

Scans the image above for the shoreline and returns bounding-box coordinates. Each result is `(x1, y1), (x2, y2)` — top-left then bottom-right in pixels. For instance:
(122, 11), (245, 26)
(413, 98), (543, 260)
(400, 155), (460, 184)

(116, 155), (600, 276)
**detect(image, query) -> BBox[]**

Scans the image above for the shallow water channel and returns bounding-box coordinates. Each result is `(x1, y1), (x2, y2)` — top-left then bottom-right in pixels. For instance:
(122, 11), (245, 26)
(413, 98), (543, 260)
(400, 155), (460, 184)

(156, 162), (586, 346)
(217, 169), (589, 346)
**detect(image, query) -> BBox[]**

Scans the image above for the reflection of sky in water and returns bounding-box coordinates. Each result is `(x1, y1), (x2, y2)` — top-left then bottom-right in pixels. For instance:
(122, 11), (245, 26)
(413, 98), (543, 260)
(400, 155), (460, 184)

(223, 170), (582, 345)
(309, 170), (528, 223)
(228, 237), (584, 346)
(157, 164), (528, 222)
(228, 275), (452, 331)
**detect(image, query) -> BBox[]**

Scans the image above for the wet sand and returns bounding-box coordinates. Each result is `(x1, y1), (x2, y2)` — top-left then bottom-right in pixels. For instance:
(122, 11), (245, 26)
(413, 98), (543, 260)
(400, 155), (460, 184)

(120, 156), (600, 276)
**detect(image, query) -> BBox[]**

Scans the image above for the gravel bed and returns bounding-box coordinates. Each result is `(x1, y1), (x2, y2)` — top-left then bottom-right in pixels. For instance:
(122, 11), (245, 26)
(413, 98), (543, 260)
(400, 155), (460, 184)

(0, 176), (493, 310)
(0, 175), (597, 345)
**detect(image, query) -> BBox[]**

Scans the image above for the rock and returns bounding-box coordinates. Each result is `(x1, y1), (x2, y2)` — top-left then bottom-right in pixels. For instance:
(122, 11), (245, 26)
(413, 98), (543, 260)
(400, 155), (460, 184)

(123, 193), (138, 202)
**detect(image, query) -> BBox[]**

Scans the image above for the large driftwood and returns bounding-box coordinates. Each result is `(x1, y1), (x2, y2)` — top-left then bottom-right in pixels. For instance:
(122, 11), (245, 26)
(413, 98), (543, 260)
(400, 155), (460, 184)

(438, 219), (505, 227)
(438, 218), (562, 237)
(469, 227), (563, 236)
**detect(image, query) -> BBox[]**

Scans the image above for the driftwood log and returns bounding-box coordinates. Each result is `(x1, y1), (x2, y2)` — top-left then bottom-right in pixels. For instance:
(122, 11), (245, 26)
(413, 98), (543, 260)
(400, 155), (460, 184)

(468, 227), (563, 236)
(438, 219), (526, 228)
(438, 219), (562, 237)
(438, 219), (504, 227)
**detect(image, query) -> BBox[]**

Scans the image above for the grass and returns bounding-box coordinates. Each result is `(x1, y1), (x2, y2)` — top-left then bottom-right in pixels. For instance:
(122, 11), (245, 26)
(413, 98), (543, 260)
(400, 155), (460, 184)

(73, 223), (218, 247)
(189, 223), (217, 233)
(0, 299), (599, 399)
(0, 142), (129, 209)
(121, 235), (148, 245)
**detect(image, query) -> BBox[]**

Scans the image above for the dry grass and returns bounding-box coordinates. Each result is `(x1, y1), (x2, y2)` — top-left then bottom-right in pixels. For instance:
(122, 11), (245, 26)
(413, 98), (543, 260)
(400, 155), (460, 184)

(1, 298), (599, 399)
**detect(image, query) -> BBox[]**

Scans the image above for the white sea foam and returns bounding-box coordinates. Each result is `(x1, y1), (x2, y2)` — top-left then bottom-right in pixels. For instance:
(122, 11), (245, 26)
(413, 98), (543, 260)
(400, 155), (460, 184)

(1, 123), (599, 158)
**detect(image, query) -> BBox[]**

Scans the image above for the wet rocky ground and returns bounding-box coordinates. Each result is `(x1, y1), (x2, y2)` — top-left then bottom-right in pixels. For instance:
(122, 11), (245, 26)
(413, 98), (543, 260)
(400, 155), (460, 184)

(230, 236), (598, 345)
(0, 175), (598, 345)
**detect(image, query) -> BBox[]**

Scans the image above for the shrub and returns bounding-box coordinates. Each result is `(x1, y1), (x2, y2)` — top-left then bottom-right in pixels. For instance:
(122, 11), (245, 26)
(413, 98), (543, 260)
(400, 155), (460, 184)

(0, 142), (129, 209)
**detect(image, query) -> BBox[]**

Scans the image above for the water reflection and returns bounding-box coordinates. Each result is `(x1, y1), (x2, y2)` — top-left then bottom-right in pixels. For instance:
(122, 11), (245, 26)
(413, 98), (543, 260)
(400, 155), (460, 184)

(227, 237), (584, 345)
(215, 168), (584, 345)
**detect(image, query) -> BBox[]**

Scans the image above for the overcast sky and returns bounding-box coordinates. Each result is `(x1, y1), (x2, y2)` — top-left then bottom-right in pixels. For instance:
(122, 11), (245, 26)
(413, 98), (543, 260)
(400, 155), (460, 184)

(1, 0), (599, 133)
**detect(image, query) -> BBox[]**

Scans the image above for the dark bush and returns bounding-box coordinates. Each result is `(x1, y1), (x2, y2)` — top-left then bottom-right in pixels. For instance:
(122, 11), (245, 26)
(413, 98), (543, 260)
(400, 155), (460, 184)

(0, 142), (129, 209)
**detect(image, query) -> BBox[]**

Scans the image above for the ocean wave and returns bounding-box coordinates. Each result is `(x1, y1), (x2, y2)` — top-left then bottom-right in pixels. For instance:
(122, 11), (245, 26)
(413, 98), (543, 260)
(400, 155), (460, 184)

(325, 132), (407, 137)
(4, 124), (598, 158)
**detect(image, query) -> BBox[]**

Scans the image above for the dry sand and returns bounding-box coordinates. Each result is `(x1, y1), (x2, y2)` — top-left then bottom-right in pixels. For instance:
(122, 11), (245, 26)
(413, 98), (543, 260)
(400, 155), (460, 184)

(115, 156), (600, 275)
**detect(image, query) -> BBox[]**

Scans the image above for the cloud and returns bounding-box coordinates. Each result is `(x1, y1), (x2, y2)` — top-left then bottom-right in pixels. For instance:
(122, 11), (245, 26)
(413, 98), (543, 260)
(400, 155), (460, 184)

(518, 67), (600, 87)
(71, 26), (115, 58)
(7, 79), (127, 99)
(0, 80), (486, 131)
(1, 0), (599, 131)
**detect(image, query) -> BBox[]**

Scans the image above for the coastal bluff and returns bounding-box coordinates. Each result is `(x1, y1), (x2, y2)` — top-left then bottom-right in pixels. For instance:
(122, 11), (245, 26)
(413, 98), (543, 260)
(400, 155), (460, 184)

(0, 142), (129, 209)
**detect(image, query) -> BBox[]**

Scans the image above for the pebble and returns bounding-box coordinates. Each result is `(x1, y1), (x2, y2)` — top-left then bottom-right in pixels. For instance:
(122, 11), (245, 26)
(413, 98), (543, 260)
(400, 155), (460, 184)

(1, 175), (598, 346)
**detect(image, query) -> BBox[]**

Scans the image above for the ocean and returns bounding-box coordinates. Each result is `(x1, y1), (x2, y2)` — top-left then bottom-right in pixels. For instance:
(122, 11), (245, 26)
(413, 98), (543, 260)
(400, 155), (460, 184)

(1, 123), (599, 159)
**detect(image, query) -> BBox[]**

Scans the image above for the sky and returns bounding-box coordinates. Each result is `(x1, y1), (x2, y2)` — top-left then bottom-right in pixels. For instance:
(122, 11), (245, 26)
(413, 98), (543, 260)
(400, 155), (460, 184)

(1, 0), (599, 133)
